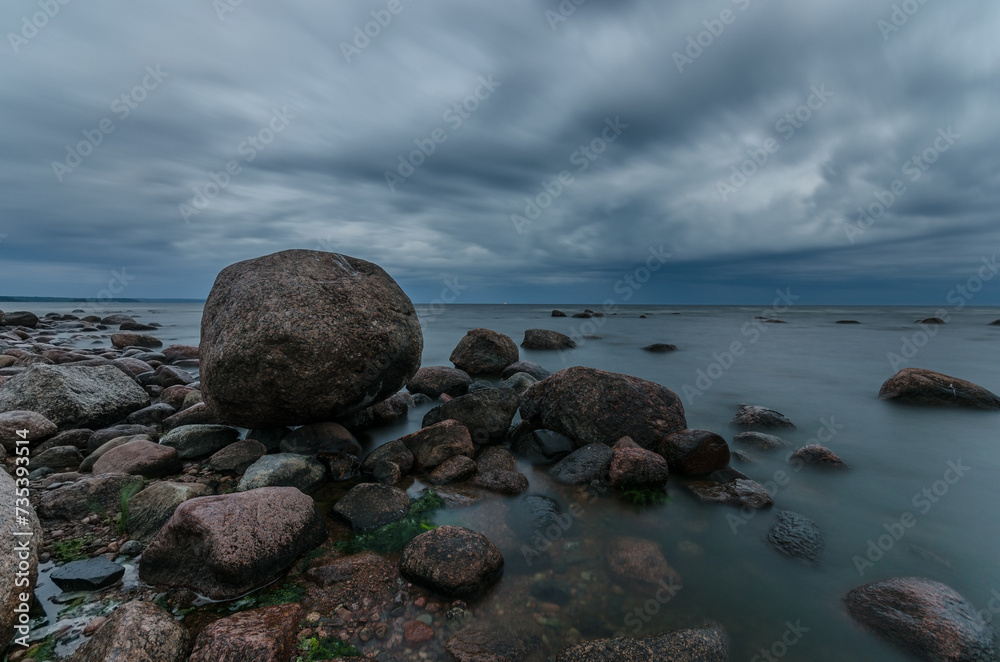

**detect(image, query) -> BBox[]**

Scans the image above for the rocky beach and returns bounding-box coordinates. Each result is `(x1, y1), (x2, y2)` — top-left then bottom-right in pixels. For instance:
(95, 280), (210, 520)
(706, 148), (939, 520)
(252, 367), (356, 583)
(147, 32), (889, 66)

(2, 250), (1000, 661)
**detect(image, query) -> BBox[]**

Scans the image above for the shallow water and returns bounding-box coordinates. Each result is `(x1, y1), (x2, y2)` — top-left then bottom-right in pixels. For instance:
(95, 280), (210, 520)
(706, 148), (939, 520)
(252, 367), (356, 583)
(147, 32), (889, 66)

(16, 302), (1000, 659)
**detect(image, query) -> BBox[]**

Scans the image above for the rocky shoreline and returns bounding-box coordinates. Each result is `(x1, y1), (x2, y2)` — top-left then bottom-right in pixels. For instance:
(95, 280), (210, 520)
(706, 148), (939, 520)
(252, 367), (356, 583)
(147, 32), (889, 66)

(2, 250), (999, 661)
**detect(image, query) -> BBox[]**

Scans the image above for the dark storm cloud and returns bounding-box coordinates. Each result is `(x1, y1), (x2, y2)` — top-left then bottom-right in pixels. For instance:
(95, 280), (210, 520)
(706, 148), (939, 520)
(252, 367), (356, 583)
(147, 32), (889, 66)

(1, 0), (997, 304)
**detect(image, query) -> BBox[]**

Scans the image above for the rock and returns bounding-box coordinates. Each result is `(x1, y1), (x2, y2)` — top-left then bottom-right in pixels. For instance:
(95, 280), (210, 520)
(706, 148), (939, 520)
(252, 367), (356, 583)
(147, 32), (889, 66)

(687, 479), (774, 510)
(88, 424), (157, 452)
(1, 470), (42, 646)
(322, 451), (359, 480)
(372, 460), (402, 485)
(655, 429), (730, 476)
(556, 626), (729, 661)
(837, 320), (862, 324)
(93, 440), (181, 478)
(366, 391), (415, 426)
(509, 494), (565, 536)
(407, 366), (472, 398)
(161, 402), (226, 429)
(521, 329), (576, 350)
(501, 360), (551, 381)
(110, 357), (155, 379)
(39, 474), (145, 520)
(609, 437), (670, 487)
(572, 312), (592, 318)
(477, 446), (517, 472)
(0, 409), (58, 450)
(449, 328), (519, 375)
(1, 311), (39, 328)
(29, 445), (83, 471)
(0, 365), (149, 430)
(72, 601), (189, 662)
(81, 434), (151, 472)
(160, 424), (240, 460)
(845, 577), (996, 662)
(400, 526), (504, 598)
(144, 365), (194, 388)
(119, 321), (157, 331)
(140, 486), (326, 599)
(917, 317), (947, 324)
(361, 439), (414, 475)
(404, 620), (435, 646)
(730, 404), (796, 430)
(642, 343), (678, 353)
(990, 320), (1000, 326)
(37, 428), (92, 451)
(549, 443), (613, 485)
(279, 421), (359, 456)
(209, 439), (267, 474)
(111, 332), (163, 348)
(333, 483), (410, 532)
(237, 453), (327, 493)
(189, 604), (302, 662)
(245, 427), (290, 452)
(119, 540), (144, 556)
(511, 429), (575, 465)
(470, 470), (529, 495)
(162, 344), (199, 362)
(50, 556), (125, 591)
(158, 385), (198, 409)
(199, 250), (423, 428)
(127, 481), (213, 543)
(551, 310), (567, 317)
(401, 420), (475, 472)
(423, 388), (521, 445)
(446, 622), (542, 662)
(606, 536), (680, 592)
(520, 367), (686, 449)
(124, 402), (176, 426)
(879, 368), (1000, 409)
(100, 314), (136, 325)
(767, 511), (823, 562)
(499, 372), (538, 396)
(428, 455), (477, 485)
(733, 431), (788, 450)
(789, 444), (848, 469)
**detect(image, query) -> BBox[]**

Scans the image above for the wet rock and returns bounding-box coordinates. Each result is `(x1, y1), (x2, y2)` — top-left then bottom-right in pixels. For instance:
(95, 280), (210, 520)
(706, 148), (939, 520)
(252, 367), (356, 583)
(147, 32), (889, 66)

(445, 622), (542, 662)
(423, 388), (520, 445)
(521, 329), (576, 350)
(501, 360), (551, 381)
(428, 455), (477, 485)
(551, 310), (567, 317)
(361, 439), (414, 475)
(333, 483), (410, 532)
(36, 428), (92, 452)
(38, 473), (145, 520)
(845, 577), (996, 662)
(161, 401), (226, 428)
(556, 626), (729, 661)
(404, 620), (435, 646)
(730, 404), (796, 430)
(789, 444), (848, 469)
(0, 364), (149, 429)
(200, 250), (423, 428)
(124, 402), (176, 426)
(87, 424), (158, 453)
(162, 344), (199, 362)
(1, 470), (42, 646)
(477, 446), (517, 473)
(93, 440), (181, 478)
(140, 486), (327, 599)
(0, 410), (57, 451)
(549, 443), (613, 485)
(767, 511), (823, 562)
(81, 434), (151, 472)
(160, 424), (239, 460)
(367, 391), (415, 426)
(144, 365), (193, 388)
(245, 426), (290, 452)
(449, 328), (519, 375)
(111, 332), (163, 348)
(279, 421), (359, 456)
(733, 431), (789, 450)
(606, 536), (681, 592)
(520, 366), (687, 449)
(119, 540), (144, 556)
(158, 385), (198, 410)
(71, 601), (190, 662)
(837, 320), (862, 324)
(470, 470), (529, 495)
(237, 453), (327, 493)
(509, 494), (565, 536)
(189, 603), (302, 662)
(609, 437), (670, 488)
(127, 481), (213, 543)
(1, 311), (39, 328)
(111, 356), (155, 379)
(499, 371), (538, 395)
(401, 420), (475, 472)
(655, 429), (730, 476)
(917, 317), (947, 324)
(407, 366), (472, 398)
(372, 460), (402, 485)
(642, 343), (678, 353)
(50, 556), (125, 591)
(323, 451), (359, 480)
(400, 526), (504, 598)
(29, 445), (83, 471)
(879, 368), (1000, 409)
(511, 429), (576, 465)
(209, 438), (267, 474)
(100, 314), (136, 325)
(687, 478), (773, 510)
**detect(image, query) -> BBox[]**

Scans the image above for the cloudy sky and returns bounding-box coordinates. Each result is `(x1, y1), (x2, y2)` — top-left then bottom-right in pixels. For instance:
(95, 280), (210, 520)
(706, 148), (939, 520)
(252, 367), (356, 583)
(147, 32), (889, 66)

(2, 0), (998, 304)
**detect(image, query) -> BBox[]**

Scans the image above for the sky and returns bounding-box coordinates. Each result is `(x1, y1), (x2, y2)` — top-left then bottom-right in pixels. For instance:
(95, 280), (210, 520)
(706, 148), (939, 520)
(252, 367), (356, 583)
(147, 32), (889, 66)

(1, 0), (999, 305)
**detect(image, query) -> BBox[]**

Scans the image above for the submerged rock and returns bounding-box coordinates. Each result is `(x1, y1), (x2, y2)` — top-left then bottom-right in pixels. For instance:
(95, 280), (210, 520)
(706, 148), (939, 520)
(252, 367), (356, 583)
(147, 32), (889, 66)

(733, 431), (788, 450)
(642, 343), (678, 353)
(687, 479), (774, 510)
(556, 626), (729, 661)
(767, 510), (823, 562)
(730, 404), (796, 430)
(400, 526), (504, 599)
(789, 444), (848, 469)
(199, 250), (423, 428)
(446, 622), (542, 662)
(549, 443), (613, 485)
(511, 429), (576, 466)
(655, 429), (730, 476)
(449, 328), (519, 375)
(879, 368), (1000, 409)
(606, 536), (680, 593)
(521, 328), (576, 350)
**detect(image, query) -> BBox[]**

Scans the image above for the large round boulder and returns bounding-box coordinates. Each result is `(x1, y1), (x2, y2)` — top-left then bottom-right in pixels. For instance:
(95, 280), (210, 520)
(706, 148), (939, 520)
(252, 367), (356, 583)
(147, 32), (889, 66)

(400, 526), (504, 598)
(71, 601), (189, 662)
(879, 368), (1000, 409)
(656, 429), (731, 476)
(449, 328), (519, 375)
(139, 486), (327, 599)
(520, 367), (687, 449)
(199, 250), (423, 428)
